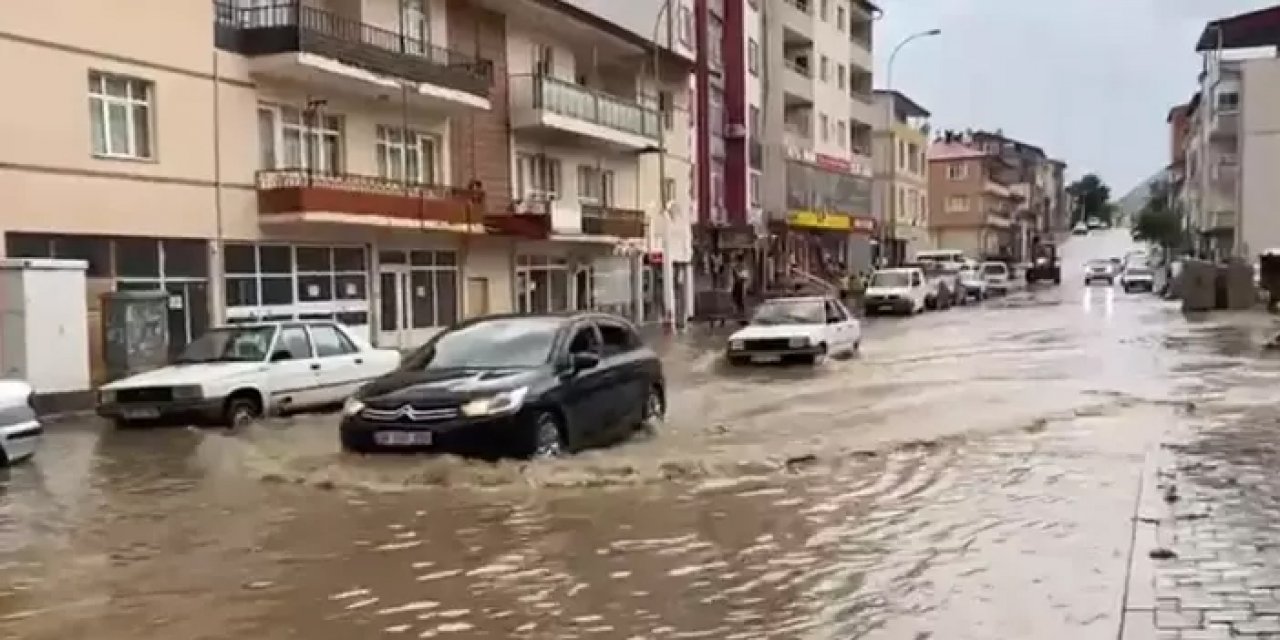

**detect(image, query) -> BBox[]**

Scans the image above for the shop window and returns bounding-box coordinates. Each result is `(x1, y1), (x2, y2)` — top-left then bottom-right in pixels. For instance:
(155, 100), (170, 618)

(335, 274), (367, 300)
(114, 237), (160, 278)
(295, 246), (332, 272)
(334, 247), (366, 271)
(224, 244), (257, 274)
(297, 274), (333, 302)
(162, 239), (208, 278)
(259, 245), (293, 274)
(261, 277), (293, 305)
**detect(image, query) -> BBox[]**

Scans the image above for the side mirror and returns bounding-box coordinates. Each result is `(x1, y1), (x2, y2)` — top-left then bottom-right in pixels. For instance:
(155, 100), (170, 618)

(270, 350), (292, 362)
(571, 352), (600, 371)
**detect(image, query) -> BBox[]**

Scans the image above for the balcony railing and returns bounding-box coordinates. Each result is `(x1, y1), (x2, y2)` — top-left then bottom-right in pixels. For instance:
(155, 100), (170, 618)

(784, 59), (812, 78)
(214, 1), (491, 98)
(782, 0), (811, 13)
(581, 204), (646, 238)
(511, 75), (660, 141)
(255, 169), (483, 224)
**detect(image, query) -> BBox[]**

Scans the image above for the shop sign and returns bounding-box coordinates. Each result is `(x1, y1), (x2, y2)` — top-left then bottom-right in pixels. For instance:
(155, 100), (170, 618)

(784, 147), (873, 178)
(851, 217), (877, 233)
(787, 210), (852, 231)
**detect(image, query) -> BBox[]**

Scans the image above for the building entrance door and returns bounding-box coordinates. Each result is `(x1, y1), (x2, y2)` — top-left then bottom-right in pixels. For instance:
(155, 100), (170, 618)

(377, 266), (415, 350)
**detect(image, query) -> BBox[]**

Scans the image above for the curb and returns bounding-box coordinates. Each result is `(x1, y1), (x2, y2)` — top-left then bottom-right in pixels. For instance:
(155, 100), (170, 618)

(1118, 444), (1171, 639)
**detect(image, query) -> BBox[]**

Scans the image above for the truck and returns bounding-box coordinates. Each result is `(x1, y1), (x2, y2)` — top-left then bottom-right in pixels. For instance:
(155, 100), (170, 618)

(1025, 242), (1061, 285)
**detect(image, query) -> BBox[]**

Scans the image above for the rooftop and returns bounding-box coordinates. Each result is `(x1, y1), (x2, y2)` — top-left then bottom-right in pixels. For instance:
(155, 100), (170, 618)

(1196, 4), (1280, 52)
(928, 141), (987, 161)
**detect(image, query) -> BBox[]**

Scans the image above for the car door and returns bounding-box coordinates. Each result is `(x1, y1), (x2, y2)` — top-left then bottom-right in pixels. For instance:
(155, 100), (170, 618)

(910, 271), (926, 308)
(595, 317), (647, 436)
(557, 322), (613, 447)
(265, 324), (321, 413)
(306, 323), (366, 405)
(825, 299), (858, 350)
(822, 300), (848, 348)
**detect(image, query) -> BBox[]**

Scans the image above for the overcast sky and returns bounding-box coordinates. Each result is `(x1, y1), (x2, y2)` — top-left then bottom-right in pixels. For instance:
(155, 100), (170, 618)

(876, 0), (1272, 195)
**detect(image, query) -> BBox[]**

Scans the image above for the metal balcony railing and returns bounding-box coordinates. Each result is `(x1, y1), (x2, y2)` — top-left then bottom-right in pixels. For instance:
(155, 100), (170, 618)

(512, 74), (660, 141)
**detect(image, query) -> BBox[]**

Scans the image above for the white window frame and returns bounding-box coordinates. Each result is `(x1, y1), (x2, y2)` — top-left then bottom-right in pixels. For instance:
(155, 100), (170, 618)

(516, 153), (562, 199)
(258, 104), (344, 174)
(89, 71), (154, 160)
(819, 114), (830, 142)
(836, 63), (845, 90)
(836, 121), (847, 149)
(577, 165), (616, 206)
(945, 196), (969, 213)
(947, 163), (968, 180)
(748, 39), (760, 75)
(1216, 90), (1240, 113)
(819, 55), (829, 82)
(375, 125), (440, 184)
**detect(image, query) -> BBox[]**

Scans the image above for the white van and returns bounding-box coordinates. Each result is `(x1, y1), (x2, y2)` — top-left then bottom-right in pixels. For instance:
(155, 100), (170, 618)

(915, 249), (968, 269)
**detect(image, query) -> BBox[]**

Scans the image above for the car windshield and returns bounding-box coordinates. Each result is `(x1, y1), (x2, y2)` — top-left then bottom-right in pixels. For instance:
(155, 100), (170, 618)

(175, 326), (277, 363)
(1088, 260), (1111, 269)
(982, 264), (1006, 275)
(1128, 267), (1152, 276)
(406, 318), (562, 370)
(871, 271), (911, 287)
(751, 299), (826, 325)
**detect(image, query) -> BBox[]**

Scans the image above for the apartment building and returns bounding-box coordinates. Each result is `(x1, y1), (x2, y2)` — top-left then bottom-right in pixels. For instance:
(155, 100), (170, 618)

(927, 136), (1019, 259)
(0, 0), (693, 382)
(747, 0), (880, 282)
(968, 131), (1060, 261)
(872, 90), (930, 262)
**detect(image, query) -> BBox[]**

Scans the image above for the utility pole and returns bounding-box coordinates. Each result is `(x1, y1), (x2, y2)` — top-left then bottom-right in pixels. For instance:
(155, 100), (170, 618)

(883, 29), (940, 266)
(647, 0), (677, 333)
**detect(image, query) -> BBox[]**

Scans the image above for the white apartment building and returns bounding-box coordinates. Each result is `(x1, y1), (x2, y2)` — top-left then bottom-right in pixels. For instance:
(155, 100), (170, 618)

(0, 0), (693, 385)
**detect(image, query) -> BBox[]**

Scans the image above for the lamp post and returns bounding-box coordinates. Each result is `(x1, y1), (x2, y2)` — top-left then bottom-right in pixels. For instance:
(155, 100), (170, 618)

(644, 0), (677, 332)
(883, 28), (940, 266)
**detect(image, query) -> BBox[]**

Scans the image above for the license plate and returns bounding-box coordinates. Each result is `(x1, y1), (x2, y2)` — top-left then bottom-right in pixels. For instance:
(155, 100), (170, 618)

(122, 407), (160, 420)
(878, 304), (894, 311)
(375, 431), (433, 446)
(751, 354), (782, 363)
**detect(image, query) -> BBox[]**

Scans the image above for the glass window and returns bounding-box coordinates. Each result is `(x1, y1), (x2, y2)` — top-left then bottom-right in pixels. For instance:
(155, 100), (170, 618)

(297, 274), (333, 301)
(177, 325), (277, 363)
(55, 235), (111, 277)
(224, 244), (257, 274)
(295, 246), (331, 272)
(114, 237), (160, 278)
(333, 247), (366, 272)
(309, 324), (357, 357)
(597, 321), (638, 357)
(274, 326), (313, 360)
(88, 71), (153, 159)
(162, 239), (208, 278)
(259, 245), (292, 274)
(405, 317), (564, 369)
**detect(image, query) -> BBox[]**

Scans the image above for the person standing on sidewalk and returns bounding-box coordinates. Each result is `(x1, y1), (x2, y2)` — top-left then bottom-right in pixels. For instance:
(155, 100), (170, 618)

(730, 260), (749, 319)
(846, 270), (866, 316)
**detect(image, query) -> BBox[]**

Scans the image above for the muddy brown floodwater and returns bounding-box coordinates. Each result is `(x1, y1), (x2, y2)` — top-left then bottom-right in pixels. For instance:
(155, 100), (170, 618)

(4, 231), (1279, 639)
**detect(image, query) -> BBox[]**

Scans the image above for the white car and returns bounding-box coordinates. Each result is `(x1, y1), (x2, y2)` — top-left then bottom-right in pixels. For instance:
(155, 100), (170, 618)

(97, 321), (402, 427)
(1072, 222), (1089, 236)
(864, 267), (929, 315)
(1084, 259), (1117, 285)
(958, 263), (989, 300)
(1120, 264), (1155, 293)
(0, 380), (41, 466)
(980, 261), (1011, 294)
(726, 295), (860, 365)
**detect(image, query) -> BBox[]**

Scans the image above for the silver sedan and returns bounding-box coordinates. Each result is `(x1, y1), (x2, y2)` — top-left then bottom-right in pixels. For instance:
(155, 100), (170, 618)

(0, 380), (41, 465)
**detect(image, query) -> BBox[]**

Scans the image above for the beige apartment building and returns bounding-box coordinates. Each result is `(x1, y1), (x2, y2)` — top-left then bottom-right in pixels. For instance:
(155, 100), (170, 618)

(871, 89), (930, 262)
(926, 138), (1018, 259)
(0, 0), (691, 378)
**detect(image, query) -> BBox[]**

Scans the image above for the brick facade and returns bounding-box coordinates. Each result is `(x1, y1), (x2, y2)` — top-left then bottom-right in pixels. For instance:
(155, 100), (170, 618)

(446, 0), (511, 216)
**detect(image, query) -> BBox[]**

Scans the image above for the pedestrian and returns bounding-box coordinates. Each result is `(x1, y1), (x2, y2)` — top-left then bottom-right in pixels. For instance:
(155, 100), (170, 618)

(730, 260), (748, 319)
(847, 270), (866, 316)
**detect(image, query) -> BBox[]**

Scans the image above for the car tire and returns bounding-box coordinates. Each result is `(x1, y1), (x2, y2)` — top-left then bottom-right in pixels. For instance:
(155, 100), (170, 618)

(803, 343), (828, 365)
(529, 410), (566, 459)
(223, 394), (261, 429)
(638, 384), (664, 431)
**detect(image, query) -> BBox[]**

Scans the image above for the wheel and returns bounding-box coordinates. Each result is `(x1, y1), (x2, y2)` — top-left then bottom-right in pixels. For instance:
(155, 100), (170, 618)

(223, 395), (261, 428)
(529, 411), (566, 459)
(638, 385), (664, 431)
(803, 343), (828, 365)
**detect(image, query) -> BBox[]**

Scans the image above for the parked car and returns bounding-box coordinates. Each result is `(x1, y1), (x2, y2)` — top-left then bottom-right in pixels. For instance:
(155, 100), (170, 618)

(1087, 217), (1105, 230)
(864, 267), (929, 315)
(1120, 264), (1155, 293)
(980, 261), (1012, 295)
(1072, 222), (1089, 236)
(97, 321), (402, 427)
(911, 261), (965, 308)
(339, 313), (664, 459)
(726, 295), (860, 365)
(1084, 259), (1117, 285)
(0, 380), (41, 466)
(958, 263), (989, 300)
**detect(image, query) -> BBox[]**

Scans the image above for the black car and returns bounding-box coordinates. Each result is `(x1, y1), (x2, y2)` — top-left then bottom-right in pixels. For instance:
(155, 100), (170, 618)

(339, 313), (665, 459)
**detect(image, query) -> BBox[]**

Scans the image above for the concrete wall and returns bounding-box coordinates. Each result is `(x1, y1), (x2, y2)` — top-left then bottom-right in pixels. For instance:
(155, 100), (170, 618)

(1240, 58), (1280, 258)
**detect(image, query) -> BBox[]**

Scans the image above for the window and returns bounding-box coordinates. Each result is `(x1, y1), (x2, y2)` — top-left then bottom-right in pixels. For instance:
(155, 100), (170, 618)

(515, 153), (561, 198)
(677, 6), (693, 45)
(658, 91), (675, 130)
(224, 244), (369, 328)
(749, 106), (761, 138)
(662, 178), (676, 206)
(1217, 90), (1240, 112)
(836, 121), (847, 149)
(947, 163), (969, 180)
(837, 63), (845, 90)
(577, 165), (616, 206)
(897, 140), (907, 170)
(820, 0), (829, 20)
(945, 196), (969, 212)
(258, 104), (344, 174)
(88, 71), (153, 159)
(274, 326), (313, 360)
(819, 114), (829, 142)
(836, 5), (846, 30)
(568, 324), (602, 354)
(898, 187), (907, 217)
(819, 55), (829, 82)
(532, 44), (554, 76)
(309, 324), (358, 357)
(375, 125), (439, 184)
(597, 321), (639, 357)
(748, 39), (760, 75)
(708, 16), (724, 70)
(749, 172), (761, 206)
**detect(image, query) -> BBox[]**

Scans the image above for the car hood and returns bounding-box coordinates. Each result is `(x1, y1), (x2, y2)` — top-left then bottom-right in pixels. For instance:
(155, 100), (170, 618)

(358, 367), (545, 406)
(866, 286), (912, 297)
(101, 362), (265, 389)
(730, 324), (825, 341)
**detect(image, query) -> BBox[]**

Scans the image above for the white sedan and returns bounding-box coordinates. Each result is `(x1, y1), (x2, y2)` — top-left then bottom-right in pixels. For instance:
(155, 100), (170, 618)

(0, 380), (41, 465)
(726, 295), (861, 365)
(97, 321), (402, 427)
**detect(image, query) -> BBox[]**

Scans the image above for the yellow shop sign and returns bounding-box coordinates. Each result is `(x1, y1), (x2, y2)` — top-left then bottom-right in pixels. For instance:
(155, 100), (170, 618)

(787, 210), (851, 231)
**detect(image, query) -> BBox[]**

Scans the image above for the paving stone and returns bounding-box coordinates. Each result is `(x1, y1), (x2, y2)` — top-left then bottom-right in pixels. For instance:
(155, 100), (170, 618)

(1236, 615), (1280, 635)
(1156, 609), (1204, 629)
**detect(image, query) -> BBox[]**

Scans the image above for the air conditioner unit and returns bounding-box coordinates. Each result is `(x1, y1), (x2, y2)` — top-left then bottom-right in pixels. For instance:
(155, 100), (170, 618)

(725, 124), (748, 139)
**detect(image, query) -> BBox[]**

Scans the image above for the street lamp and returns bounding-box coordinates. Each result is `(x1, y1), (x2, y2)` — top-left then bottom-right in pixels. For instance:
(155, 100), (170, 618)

(643, 0), (677, 331)
(883, 28), (940, 266)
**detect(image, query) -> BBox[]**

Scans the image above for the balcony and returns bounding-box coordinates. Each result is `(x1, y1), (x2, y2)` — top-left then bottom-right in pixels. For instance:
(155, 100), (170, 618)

(783, 59), (814, 104)
(780, 0), (814, 41)
(255, 169), (483, 231)
(582, 205), (646, 239)
(1210, 108), (1239, 141)
(1212, 155), (1239, 186)
(1207, 210), (1236, 232)
(484, 197), (553, 240)
(509, 75), (660, 151)
(214, 2), (491, 111)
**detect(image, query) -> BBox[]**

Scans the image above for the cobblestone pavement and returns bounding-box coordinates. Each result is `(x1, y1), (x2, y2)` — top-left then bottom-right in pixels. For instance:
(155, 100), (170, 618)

(1123, 384), (1280, 638)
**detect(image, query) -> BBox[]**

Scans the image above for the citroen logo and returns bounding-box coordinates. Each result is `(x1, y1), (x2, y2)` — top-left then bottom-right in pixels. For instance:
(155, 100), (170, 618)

(394, 405), (419, 420)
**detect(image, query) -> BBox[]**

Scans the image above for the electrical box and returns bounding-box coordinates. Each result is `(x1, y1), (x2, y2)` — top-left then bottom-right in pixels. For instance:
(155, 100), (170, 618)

(101, 290), (171, 382)
(0, 258), (91, 394)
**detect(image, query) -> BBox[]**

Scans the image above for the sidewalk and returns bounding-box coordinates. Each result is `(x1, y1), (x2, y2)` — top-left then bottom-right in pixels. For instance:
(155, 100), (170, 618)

(1121, 411), (1280, 639)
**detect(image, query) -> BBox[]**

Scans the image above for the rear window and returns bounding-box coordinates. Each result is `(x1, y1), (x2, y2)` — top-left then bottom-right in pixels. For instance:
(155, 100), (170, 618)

(982, 264), (1006, 275)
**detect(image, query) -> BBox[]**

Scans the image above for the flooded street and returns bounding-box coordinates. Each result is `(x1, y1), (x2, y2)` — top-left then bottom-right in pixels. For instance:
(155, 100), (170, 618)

(5, 230), (1279, 639)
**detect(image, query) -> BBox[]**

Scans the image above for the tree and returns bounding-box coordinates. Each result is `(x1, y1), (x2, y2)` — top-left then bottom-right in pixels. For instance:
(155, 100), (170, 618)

(1066, 173), (1113, 224)
(1131, 178), (1183, 251)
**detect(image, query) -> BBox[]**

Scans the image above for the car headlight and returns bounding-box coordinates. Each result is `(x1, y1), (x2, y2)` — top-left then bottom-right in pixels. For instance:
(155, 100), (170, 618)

(98, 389), (116, 405)
(729, 340), (744, 351)
(342, 397), (365, 417)
(171, 385), (203, 401)
(788, 337), (808, 348)
(460, 386), (529, 418)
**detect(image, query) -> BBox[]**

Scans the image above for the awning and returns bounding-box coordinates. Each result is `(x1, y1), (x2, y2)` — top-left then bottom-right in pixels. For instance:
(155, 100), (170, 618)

(1196, 5), (1280, 52)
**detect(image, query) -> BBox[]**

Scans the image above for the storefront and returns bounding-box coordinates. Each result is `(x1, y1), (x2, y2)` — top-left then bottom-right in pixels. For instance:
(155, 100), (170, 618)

(222, 242), (373, 339)
(374, 249), (459, 349)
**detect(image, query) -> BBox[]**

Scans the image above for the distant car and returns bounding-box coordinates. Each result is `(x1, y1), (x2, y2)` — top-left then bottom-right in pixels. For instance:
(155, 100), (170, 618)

(98, 321), (402, 427)
(864, 267), (929, 315)
(958, 263), (989, 300)
(1084, 260), (1116, 285)
(909, 262), (963, 309)
(1120, 264), (1155, 293)
(727, 295), (860, 365)
(980, 261), (1011, 294)
(0, 380), (41, 466)
(1072, 222), (1089, 236)
(340, 313), (665, 459)
(1087, 217), (1105, 230)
